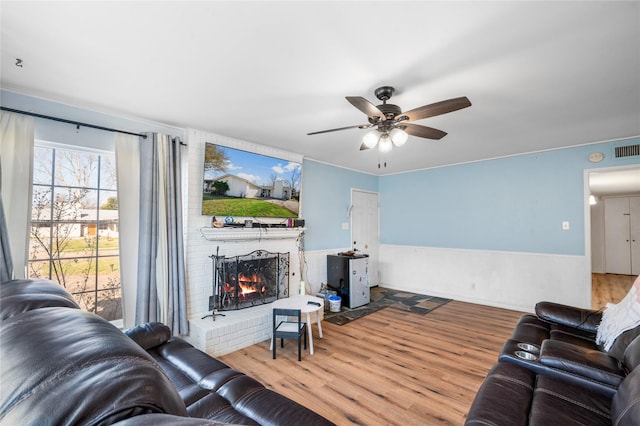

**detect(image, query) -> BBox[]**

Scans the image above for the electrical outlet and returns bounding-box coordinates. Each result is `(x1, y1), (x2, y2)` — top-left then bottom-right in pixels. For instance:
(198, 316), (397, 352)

(562, 221), (570, 230)
(471, 283), (476, 290)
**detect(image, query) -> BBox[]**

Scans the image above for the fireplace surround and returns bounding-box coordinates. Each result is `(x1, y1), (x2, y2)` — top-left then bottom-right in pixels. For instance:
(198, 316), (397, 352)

(184, 222), (306, 356)
(209, 250), (289, 314)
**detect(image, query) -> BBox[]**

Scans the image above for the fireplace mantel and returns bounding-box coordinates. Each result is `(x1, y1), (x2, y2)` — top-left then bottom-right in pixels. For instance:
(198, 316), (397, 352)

(200, 227), (305, 242)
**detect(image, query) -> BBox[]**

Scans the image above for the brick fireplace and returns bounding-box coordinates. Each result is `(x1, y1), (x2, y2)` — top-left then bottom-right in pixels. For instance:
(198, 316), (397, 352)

(184, 130), (310, 356)
(184, 227), (306, 356)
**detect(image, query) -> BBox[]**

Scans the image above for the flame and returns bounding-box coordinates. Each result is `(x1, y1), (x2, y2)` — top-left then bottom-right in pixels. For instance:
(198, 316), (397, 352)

(237, 272), (262, 295)
(222, 272), (267, 297)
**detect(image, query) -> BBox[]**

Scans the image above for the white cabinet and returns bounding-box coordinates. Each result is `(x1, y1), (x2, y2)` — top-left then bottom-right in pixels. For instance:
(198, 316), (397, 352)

(605, 196), (640, 275)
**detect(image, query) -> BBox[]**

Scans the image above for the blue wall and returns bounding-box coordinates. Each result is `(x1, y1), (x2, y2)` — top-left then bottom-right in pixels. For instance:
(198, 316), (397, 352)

(301, 159), (378, 251)
(380, 139), (640, 255)
(4, 90), (638, 256)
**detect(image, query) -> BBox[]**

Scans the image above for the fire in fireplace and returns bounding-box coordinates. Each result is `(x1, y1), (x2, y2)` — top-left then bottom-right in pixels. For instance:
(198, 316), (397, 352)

(210, 250), (289, 312)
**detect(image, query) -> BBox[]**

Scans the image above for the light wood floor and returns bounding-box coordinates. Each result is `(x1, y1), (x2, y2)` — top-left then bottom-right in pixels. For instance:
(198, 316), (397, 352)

(220, 301), (523, 425)
(592, 273), (637, 310)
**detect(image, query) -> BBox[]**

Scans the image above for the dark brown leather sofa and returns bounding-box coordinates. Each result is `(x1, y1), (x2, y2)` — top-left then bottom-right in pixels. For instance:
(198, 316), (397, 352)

(466, 301), (640, 425)
(0, 278), (334, 426)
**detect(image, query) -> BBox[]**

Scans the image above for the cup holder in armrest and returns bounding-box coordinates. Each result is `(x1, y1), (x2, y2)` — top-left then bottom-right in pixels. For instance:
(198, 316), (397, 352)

(500, 339), (543, 367)
(517, 343), (540, 354)
(515, 350), (538, 361)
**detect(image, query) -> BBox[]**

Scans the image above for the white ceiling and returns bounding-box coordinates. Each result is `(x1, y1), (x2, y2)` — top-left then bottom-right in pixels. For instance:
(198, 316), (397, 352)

(1, 1), (639, 187)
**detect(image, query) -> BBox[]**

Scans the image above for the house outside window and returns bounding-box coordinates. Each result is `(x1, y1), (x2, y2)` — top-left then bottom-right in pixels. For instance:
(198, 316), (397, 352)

(28, 142), (121, 321)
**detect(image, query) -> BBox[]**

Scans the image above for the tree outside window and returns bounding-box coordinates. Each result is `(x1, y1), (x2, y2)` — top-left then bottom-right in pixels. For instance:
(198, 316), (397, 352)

(29, 143), (121, 321)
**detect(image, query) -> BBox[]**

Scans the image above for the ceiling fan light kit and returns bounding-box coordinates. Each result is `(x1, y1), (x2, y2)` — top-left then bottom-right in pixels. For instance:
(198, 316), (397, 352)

(378, 134), (393, 153)
(308, 86), (472, 153)
(362, 130), (380, 149)
(389, 128), (408, 146)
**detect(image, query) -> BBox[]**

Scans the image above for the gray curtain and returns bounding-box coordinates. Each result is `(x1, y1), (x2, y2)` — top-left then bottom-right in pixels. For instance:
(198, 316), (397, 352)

(165, 137), (187, 334)
(0, 184), (13, 281)
(136, 133), (188, 335)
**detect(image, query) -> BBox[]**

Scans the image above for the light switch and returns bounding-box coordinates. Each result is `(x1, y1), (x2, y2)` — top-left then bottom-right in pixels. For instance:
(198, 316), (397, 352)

(562, 221), (570, 230)
(342, 222), (349, 230)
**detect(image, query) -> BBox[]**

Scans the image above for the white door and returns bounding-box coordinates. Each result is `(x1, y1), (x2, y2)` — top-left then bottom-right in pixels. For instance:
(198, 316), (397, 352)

(605, 197), (636, 274)
(351, 189), (379, 286)
(630, 196), (640, 275)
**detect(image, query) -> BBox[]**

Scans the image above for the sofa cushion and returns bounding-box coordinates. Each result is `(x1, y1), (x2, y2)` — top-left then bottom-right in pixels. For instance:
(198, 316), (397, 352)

(0, 307), (187, 425)
(137, 329), (335, 425)
(611, 367), (640, 426)
(539, 339), (625, 389)
(608, 327), (640, 361)
(623, 335), (640, 372)
(113, 413), (231, 425)
(0, 278), (79, 319)
(186, 392), (260, 425)
(529, 375), (611, 425)
(217, 374), (335, 426)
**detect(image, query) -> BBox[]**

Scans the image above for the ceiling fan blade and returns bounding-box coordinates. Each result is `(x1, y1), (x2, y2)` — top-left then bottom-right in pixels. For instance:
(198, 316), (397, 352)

(307, 123), (372, 136)
(398, 97), (471, 122)
(359, 142), (371, 151)
(346, 96), (386, 121)
(401, 123), (447, 140)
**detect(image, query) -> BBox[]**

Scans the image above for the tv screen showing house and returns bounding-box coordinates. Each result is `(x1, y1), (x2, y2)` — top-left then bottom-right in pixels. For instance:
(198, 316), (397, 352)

(201, 143), (301, 220)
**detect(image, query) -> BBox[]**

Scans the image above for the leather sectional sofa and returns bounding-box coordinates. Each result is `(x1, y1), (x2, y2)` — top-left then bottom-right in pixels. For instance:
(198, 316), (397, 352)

(466, 301), (640, 425)
(0, 278), (334, 426)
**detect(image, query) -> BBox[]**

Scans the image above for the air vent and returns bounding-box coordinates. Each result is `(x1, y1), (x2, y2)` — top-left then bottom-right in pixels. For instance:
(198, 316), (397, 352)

(615, 144), (640, 158)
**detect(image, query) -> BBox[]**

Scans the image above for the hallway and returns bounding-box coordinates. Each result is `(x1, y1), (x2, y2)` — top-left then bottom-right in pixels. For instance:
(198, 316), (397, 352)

(592, 273), (637, 310)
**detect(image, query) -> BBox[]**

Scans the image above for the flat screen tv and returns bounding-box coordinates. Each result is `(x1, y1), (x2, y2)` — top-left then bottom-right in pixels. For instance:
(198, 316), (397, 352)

(201, 143), (301, 221)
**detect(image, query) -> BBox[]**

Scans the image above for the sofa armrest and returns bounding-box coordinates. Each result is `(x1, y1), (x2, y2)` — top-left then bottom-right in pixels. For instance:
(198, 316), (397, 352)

(539, 339), (625, 387)
(465, 362), (536, 426)
(125, 322), (172, 350)
(535, 301), (602, 333)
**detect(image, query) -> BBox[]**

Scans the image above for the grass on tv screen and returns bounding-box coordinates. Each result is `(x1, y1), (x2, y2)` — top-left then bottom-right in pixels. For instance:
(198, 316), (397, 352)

(201, 143), (301, 220)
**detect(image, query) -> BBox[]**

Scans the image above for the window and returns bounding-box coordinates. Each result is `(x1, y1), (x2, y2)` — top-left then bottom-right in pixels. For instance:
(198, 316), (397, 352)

(29, 142), (121, 321)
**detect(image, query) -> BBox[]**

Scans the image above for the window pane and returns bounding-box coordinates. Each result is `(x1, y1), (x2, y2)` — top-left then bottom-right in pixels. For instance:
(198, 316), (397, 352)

(27, 259), (49, 279)
(29, 224), (51, 262)
(54, 148), (99, 188)
(52, 187), (97, 221)
(33, 146), (53, 184)
(100, 155), (117, 190)
(96, 289), (122, 321)
(99, 189), (118, 212)
(97, 255), (120, 290)
(31, 186), (52, 221)
(97, 235), (119, 257)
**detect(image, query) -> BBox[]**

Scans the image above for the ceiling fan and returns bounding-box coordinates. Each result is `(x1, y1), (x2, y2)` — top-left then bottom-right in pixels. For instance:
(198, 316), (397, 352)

(307, 86), (471, 152)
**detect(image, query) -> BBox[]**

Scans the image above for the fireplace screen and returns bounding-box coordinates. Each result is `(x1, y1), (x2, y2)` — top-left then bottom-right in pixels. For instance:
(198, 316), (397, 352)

(209, 250), (289, 312)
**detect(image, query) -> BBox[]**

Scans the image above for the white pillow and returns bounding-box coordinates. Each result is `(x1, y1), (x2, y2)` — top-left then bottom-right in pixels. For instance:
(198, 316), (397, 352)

(596, 276), (640, 351)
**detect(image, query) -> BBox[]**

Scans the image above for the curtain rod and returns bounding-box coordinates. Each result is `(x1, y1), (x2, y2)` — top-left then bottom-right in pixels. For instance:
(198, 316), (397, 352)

(1, 106), (148, 139)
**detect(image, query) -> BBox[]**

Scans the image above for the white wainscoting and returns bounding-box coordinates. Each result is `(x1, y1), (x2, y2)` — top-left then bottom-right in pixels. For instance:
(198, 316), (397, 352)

(299, 247), (351, 294)
(378, 244), (590, 312)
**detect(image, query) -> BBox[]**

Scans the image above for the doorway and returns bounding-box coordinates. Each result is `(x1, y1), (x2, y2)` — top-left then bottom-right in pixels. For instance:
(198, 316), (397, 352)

(587, 166), (640, 309)
(350, 189), (379, 287)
